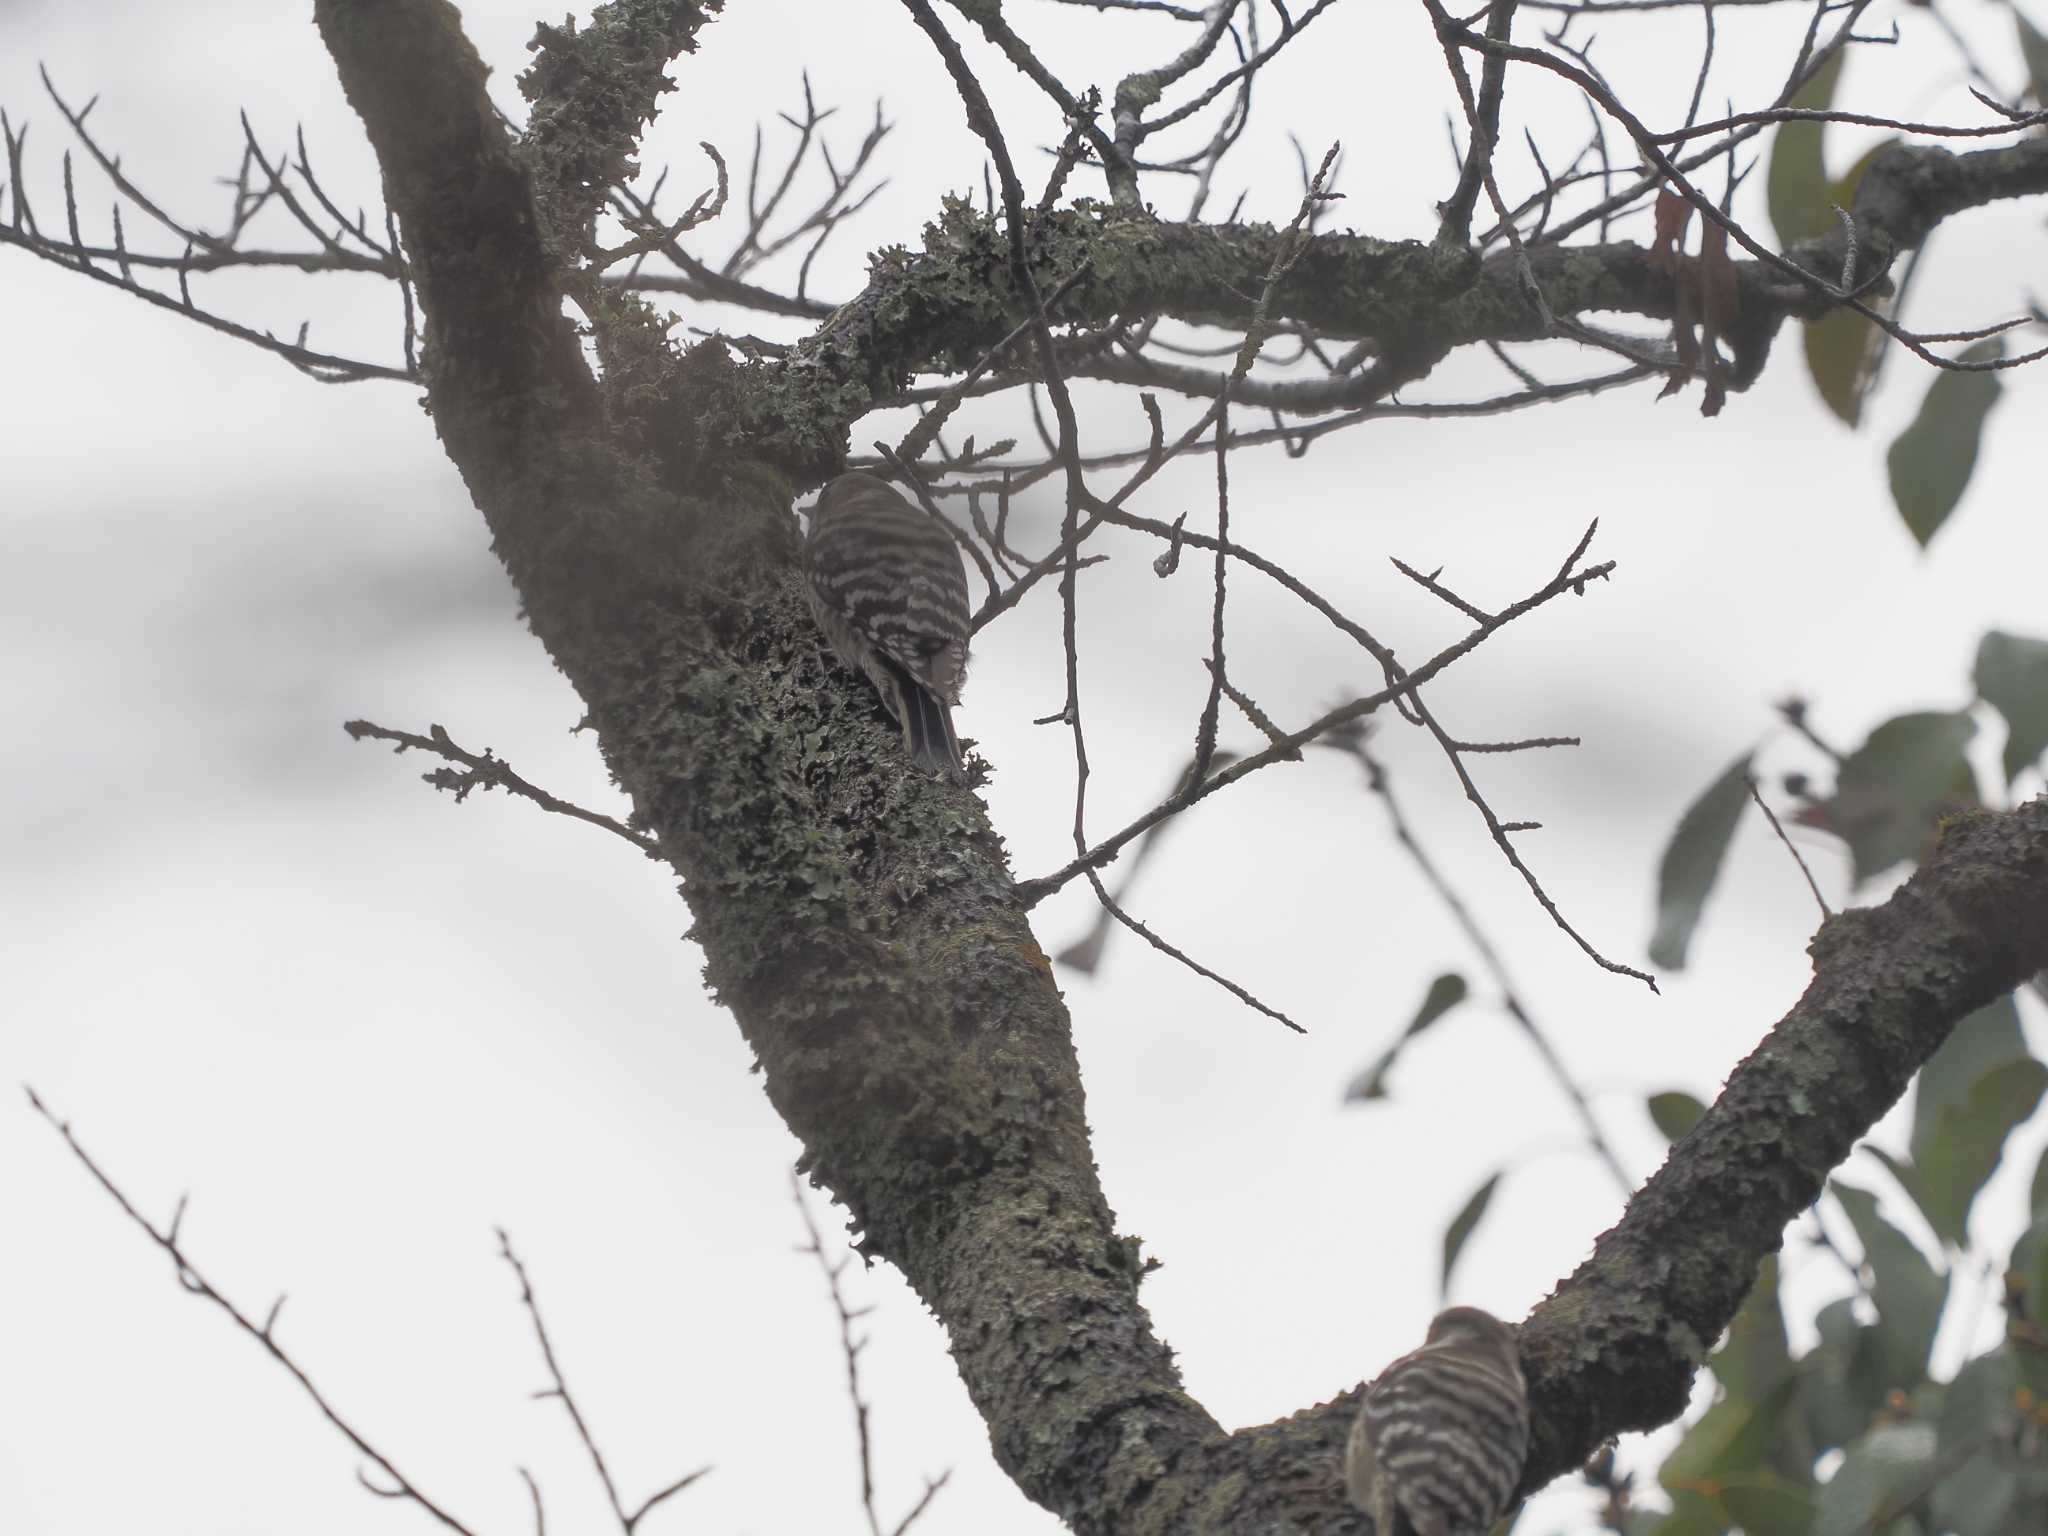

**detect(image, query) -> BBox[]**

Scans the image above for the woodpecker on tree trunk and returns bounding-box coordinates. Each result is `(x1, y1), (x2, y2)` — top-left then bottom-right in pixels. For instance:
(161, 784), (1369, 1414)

(803, 472), (972, 783)
(1345, 1306), (1531, 1536)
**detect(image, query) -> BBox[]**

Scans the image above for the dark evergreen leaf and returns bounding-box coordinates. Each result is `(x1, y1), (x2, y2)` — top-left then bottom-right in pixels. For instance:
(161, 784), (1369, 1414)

(1913, 994), (2028, 1162)
(1887, 338), (2005, 546)
(1801, 140), (1898, 428)
(1440, 1169), (1500, 1299)
(1710, 1255), (1791, 1401)
(2015, 1213), (2048, 1329)
(1801, 1297), (1889, 1453)
(1973, 630), (2048, 785)
(1408, 971), (1468, 1034)
(2020, 11), (2048, 103)
(1718, 1476), (1817, 1536)
(1862, 1148), (1940, 1263)
(1932, 1352), (2024, 1536)
(1649, 752), (1754, 970)
(1901, 995), (2041, 1245)
(1935, 1464), (2022, 1536)
(1823, 711), (1979, 885)
(1831, 1182), (1948, 1383)
(1664, 1374), (1804, 1517)
(1767, 50), (1847, 247)
(1649, 1090), (1708, 1144)
(1813, 1423), (1937, 1536)
(1640, 1491), (1730, 1536)
(1343, 972), (1468, 1102)
(1913, 1056), (2046, 1247)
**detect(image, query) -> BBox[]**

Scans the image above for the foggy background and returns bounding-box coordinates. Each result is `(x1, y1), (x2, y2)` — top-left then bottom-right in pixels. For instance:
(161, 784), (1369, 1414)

(4, 2), (2045, 1532)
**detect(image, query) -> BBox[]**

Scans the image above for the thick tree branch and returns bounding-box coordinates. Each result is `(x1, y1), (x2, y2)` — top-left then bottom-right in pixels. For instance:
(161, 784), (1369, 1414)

(749, 133), (2048, 473)
(518, 0), (724, 260)
(1178, 797), (2048, 1534)
(1512, 798), (2048, 1482)
(311, 6), (1208, 1533)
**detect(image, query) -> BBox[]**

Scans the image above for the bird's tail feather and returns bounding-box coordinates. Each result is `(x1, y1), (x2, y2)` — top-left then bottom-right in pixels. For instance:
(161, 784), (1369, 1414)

(883, 659), (965, 783)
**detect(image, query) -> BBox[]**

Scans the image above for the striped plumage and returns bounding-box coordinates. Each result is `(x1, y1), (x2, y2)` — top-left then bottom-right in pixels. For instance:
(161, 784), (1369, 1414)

(1344, 1307), (1530, 1536)
(803, 472), (971, 783)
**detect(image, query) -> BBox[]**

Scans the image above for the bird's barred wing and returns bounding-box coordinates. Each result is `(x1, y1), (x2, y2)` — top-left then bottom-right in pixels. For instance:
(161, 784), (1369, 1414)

(805, 483), (970, 701)
(1362, 1351), (1529, 1536)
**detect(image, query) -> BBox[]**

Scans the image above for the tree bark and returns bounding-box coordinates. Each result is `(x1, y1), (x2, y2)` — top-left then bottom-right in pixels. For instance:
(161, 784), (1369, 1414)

(309, 2), (2048, 1530)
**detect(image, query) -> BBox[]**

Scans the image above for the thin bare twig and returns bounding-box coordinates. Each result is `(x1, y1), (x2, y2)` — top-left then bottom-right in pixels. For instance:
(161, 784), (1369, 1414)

(343, 720), (660, 857)
(25, 1088), (481, 1536)
(1015, 524), (1618, 906)
(1747, 775), (1832, 920)
(498, 1231), (710, 1533)
(1336, 735), (1633, 1193)
(792, 1176), (949, 1536)
(1437, 0), (1521, 245)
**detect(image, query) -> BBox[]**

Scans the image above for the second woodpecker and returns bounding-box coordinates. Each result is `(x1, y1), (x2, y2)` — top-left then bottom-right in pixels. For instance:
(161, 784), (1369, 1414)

(803, 472), (972, 783)
(1345, 1306), (1531, 1536)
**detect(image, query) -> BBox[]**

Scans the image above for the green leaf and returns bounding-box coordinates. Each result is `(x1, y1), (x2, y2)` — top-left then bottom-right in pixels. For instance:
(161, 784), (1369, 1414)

(1710, 1255), (1791, 1399)
(2033, 1141), (2048, 1219)
(1767, 49), (1847, 248)
(1906, 995), (2037, 1244)
(1343, 972), (1469, 1102)
(1936, 1464), (2022, 1536)
(1887, 337), (2006, 546)
(1718, 1476), (1817, 1536)
(2020, 11), (2048, 104)
(1801, 1297), (1890, 1452)
(1805, 307), (1882, 430)
(1864, 1145), (1935, 1240)
(1803, 139), (1899, 428)
(1918, 1057), (2048, 1244)
(1901, 992), (2046, 1245)
(1408, 971), (1468, 1033)
(1649, 1090), (1708, 1144)
(1933, 1352), (2025, 1536)
(1827, 711), (1980, 885)
(1440, 1169), (1499, 1299)
(1832, 1182), (1948, 1384)
(1814, 1422), (1937, 1536)
(1663, 1375), (1804, 1499)
(1974, 630), (2048, 784)
(1649, 752), (1754, 970)
(1641, 1491), (1730, 1536)
(2014, 1212), (2048, 1328)
(1660, 1393), (1757, 1496)
(1914, 993), (2028, 1160)
(1939, 1350), (2017, 1451)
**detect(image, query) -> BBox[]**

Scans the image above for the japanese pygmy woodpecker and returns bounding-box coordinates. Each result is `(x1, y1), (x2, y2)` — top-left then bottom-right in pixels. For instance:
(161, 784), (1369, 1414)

(803, 472), (971, 783)
(1345, 1306), (1531, 1536)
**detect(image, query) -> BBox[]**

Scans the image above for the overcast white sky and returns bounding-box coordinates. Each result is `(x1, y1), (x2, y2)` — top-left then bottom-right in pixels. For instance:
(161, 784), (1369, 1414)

(4, 3), (2045, 1534)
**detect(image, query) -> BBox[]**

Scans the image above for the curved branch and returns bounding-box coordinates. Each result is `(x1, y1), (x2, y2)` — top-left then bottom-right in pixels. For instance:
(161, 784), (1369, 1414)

(1515, 797), (2048, 1480)
(751, 127), (2048, 474)
(1153, 797), (2048, 1534)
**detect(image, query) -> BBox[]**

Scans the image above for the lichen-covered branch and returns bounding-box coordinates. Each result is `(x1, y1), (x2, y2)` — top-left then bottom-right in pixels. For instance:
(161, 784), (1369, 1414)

(744, 128), (2048, 476)
(1150, 797), (2048, 1535)
(311, 3), (1210, 1529)
(518, 0), (726, 261)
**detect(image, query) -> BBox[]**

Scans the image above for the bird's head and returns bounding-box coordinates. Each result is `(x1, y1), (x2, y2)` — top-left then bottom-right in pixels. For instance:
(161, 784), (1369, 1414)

(811, 471), (899, 527)
(1424, 1306), (1521, 1366)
